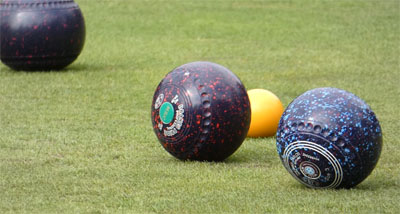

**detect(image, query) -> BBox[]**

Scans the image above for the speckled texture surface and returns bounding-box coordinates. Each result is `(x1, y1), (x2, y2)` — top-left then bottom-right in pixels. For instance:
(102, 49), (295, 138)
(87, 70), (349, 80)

(276, 87), (382, 188)
(151, 61), (251, 161)
(0, 0), (85, 70)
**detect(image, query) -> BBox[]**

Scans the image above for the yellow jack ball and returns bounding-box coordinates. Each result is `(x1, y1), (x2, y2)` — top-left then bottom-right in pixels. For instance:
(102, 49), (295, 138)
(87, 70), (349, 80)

(247, 89), (284, 138)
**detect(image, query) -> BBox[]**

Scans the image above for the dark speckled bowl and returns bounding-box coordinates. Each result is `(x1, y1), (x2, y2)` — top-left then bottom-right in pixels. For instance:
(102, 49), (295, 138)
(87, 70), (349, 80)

(0, 0), (85, 71)
(276, 87), (382, 188)
(151, 62), (251, 161)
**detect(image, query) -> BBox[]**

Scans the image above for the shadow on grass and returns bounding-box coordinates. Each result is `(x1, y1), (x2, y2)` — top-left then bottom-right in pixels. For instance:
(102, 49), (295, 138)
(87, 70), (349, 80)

(0, 62), (105, 73)
(288, 176), (399, 192)
(153, 138), (278, 165)
(155, 155), (250, 165)
(354, 178), (399, 191)
(154, 152), (274, 167)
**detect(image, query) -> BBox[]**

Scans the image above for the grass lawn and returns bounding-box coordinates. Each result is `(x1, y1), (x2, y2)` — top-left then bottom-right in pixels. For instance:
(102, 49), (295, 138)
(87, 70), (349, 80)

(1, 0), (399, 213)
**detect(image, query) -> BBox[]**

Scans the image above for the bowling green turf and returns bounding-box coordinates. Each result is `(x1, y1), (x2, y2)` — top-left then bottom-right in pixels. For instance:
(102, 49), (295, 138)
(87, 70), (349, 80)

(0, 0), (399, 213)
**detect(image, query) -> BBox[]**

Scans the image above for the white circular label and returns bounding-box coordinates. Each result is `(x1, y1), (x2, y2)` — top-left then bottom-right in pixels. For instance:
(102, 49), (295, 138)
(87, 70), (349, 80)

(283, 141), (343, 188)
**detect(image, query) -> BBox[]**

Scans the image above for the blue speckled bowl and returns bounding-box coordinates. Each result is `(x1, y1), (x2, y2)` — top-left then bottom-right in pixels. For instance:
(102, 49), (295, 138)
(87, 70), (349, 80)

(276, 87), (382, 188)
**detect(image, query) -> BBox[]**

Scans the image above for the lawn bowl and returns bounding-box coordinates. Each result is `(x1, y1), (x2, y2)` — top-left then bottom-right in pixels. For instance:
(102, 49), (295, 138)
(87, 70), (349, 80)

(0, 0), (85, 71)
(151, 61), (251, 161)
(276, 87), (382, 188)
